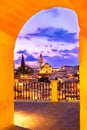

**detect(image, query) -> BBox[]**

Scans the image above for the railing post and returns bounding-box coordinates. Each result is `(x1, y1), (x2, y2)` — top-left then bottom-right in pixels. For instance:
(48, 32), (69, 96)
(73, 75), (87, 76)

(51, 80), (58, 102)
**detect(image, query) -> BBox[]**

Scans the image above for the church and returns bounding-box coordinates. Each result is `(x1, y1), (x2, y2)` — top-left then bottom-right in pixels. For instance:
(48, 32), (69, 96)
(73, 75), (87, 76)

(39, 53), (52, 74)
(39, 63), (52, 74)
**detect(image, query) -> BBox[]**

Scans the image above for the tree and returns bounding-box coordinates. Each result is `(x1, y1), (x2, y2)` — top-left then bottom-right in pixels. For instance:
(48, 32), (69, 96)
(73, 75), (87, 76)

(21, 54), (25, 68)
(16, 65), (33, 75)
(15, 54), (34, 77)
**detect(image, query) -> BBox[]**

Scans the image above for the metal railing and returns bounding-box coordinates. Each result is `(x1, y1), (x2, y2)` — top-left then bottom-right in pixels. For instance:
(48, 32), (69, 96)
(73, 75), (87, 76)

(14, 80), (80, 101)
(58, 80), (80, 100)
(14, 81), (51, 101)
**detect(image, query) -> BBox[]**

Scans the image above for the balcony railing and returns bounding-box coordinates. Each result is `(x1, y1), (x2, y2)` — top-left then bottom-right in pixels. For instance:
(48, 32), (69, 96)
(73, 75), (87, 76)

(14, 81), (51, 101)
(58, 80), (80, 100)
(14, 80), (80, 101)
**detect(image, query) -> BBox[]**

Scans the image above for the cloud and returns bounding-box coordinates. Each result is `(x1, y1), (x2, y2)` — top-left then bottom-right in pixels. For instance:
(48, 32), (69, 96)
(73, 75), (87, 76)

(50, 44), (52, 48)
(19, 27), (78, 43)
(71, 47), (78, 53)
(14, 54), (38, 68)
(45, 8), (59, 17)
(43, 55), (79, 68)
(17, 50), (28, 54)
(18, 34), (31, 40)
(62, 53), (73, 57)
(59, 49), (70, 53)
(15, 50), (38, 65)
(44, 45), (48, 47)
(51, 49), (58, 52)
(15, 59), (20, 64)
(59, 47), (78, 54)
(23, 36), (30, 40)
(43, 56), (49, 59)
(25, 55), (37, 62)
(33, 52), (38, 55)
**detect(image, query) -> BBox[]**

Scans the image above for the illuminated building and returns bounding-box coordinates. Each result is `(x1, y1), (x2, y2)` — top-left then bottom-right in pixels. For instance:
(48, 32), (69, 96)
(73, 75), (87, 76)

(39, 63), (52, 74)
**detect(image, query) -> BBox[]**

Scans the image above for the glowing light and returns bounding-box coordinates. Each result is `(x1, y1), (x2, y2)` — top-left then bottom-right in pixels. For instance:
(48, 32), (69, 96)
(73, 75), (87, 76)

(77, 83), (80, 89)
(14, 112), (32, 128)
(14, 111), (45, 129)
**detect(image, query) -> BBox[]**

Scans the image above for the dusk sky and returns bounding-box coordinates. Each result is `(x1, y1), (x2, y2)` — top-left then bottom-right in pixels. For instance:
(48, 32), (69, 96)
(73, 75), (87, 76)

(14, 7), (80, 69)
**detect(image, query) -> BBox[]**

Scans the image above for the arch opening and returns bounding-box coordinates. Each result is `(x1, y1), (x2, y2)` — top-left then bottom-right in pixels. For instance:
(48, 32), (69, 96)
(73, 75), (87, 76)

(14, 7), (80, 129)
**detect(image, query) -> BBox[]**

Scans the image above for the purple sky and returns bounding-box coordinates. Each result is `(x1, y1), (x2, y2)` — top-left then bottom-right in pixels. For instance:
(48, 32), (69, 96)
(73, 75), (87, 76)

(14, 7), (80, 69)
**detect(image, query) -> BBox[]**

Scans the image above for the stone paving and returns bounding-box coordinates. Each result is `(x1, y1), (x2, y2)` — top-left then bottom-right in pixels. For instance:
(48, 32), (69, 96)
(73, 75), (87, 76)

(3, 101), (80, 130)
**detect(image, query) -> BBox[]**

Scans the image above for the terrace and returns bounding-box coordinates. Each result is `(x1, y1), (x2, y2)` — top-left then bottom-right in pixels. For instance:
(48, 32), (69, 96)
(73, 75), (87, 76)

(6, 80), (79, 130)
(3, 101), (80, 130)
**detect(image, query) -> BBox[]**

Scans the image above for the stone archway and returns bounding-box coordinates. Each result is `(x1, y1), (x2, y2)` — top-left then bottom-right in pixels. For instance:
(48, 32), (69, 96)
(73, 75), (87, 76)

(0, 0), (87, 129)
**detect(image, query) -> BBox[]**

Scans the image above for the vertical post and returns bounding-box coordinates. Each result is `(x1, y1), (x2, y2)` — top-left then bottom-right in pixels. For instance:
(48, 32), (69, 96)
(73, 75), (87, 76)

(51, 80), (58, 102)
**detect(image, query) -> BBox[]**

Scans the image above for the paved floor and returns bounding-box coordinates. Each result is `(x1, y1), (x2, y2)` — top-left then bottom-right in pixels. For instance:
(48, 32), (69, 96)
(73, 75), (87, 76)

(4, 101), (80, 130)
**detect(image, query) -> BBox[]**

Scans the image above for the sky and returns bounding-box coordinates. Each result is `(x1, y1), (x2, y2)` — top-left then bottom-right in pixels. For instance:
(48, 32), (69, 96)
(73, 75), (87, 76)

(14, 7), (80, 69)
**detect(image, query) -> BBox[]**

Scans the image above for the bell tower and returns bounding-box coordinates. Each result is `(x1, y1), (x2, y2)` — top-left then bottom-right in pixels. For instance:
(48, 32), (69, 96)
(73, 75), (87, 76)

(39, 53), (43, 69)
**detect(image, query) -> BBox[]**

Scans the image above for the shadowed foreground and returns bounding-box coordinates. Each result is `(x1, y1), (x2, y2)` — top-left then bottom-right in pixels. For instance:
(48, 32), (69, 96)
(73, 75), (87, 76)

(4, 101), (80, 130)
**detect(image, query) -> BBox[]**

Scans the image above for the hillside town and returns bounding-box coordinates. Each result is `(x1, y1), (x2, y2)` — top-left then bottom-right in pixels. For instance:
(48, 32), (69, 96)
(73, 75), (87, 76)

(14, 53), (79, 83)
